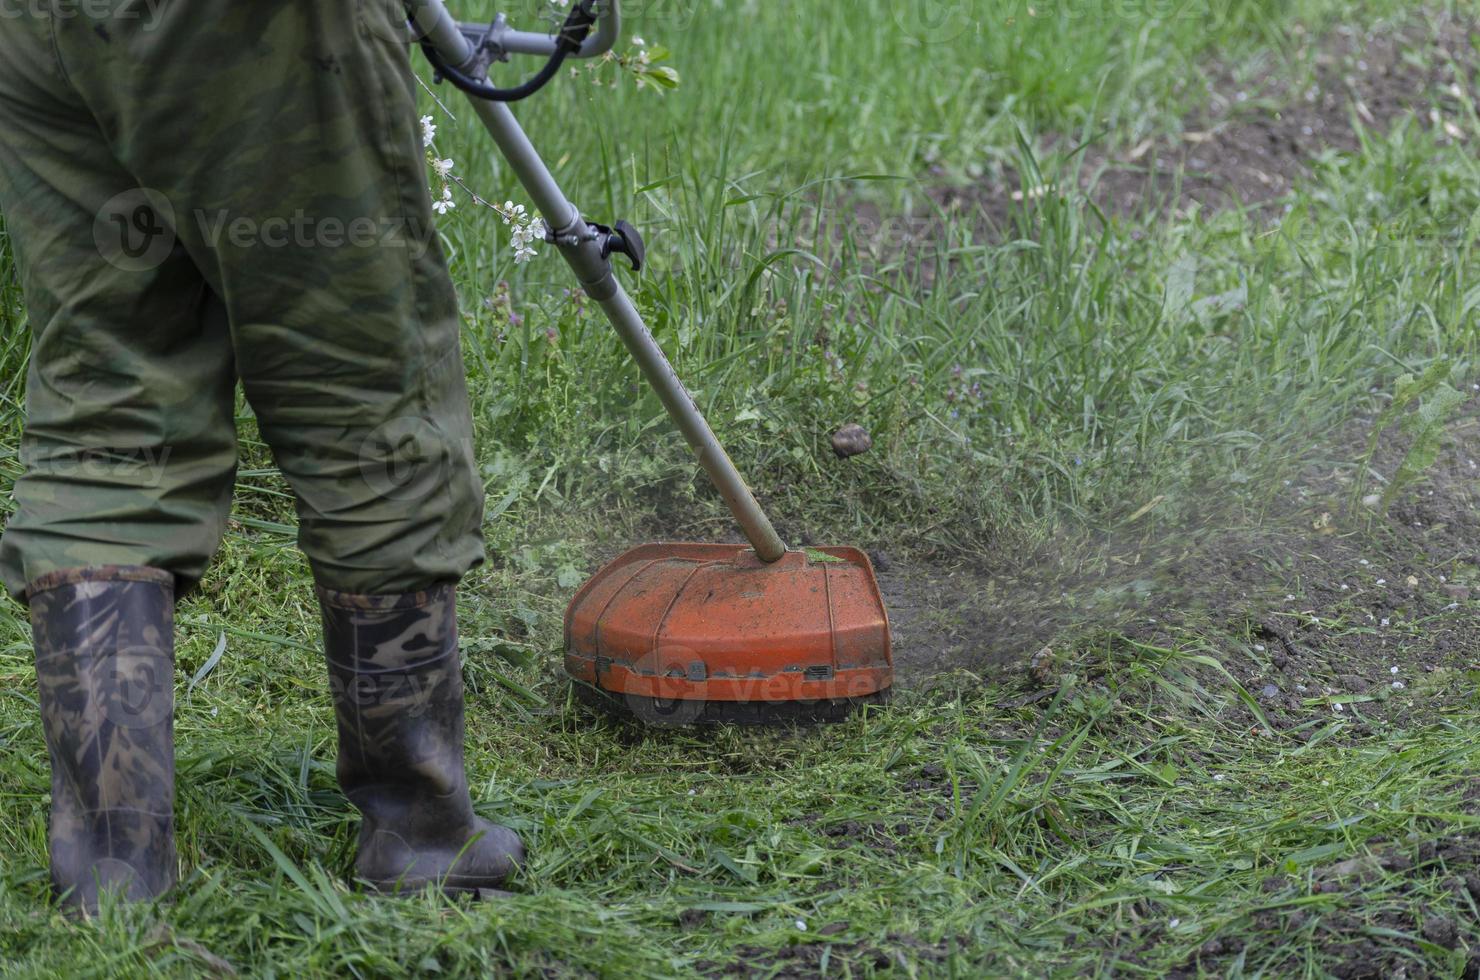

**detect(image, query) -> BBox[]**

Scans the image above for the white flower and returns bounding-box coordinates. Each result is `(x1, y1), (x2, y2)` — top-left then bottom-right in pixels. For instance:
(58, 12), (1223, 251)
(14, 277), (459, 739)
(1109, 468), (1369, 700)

(1391, 681), (1405, 690)
(432, 157), (455, 179)
(1332, 702), (1345, 713)
(431, 186), (455, 215)
(501, 201), (528, 225)
(420, 114), (436, 147)
(1389, 666), (1399, 674)
(1376, 578), (1386, 586)
(512, 222), (540, 263)
(518, 219), (543, 245)
(631, 35), (646, 47)
(795, 920), (807, 931)
(497, 203), (542, 263)
(1380, 618), (1390, 626)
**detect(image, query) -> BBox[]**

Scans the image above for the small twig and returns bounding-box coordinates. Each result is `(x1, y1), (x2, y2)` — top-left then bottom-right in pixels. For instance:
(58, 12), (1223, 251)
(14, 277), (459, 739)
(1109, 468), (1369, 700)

(448, 173), (516, 220)
(414, 72), (458, 120)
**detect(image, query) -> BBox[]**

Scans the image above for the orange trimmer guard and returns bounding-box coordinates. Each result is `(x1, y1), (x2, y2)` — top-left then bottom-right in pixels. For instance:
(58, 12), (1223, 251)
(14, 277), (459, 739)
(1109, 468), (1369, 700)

(564, 544), (892, 725)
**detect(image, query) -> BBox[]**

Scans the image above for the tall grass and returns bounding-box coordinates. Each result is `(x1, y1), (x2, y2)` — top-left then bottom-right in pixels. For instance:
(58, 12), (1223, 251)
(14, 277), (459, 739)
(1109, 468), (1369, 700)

(434, 117), (1479, 549)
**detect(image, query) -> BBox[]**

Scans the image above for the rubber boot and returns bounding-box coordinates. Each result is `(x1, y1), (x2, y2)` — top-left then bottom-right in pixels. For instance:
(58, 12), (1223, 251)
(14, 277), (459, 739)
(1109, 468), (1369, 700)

(318, 583), (524, 895)
(28, 567), (177, 911)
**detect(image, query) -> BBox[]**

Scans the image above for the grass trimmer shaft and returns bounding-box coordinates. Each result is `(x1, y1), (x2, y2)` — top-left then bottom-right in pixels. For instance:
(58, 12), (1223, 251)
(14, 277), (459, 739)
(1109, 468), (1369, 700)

(415, 0), (893, 724)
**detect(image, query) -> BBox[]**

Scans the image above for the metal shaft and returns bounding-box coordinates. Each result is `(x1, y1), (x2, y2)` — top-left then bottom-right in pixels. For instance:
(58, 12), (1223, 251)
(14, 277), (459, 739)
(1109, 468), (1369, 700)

(416, 0), (787, 562)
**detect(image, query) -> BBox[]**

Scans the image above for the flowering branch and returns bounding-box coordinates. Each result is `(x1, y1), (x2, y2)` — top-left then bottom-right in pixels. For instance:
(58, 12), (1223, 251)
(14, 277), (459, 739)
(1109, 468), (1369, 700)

(420, 114), (543, 263)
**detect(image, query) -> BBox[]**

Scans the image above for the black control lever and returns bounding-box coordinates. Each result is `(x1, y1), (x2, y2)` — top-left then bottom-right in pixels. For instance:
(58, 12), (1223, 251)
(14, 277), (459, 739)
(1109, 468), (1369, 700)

(594, 219), (645, 272)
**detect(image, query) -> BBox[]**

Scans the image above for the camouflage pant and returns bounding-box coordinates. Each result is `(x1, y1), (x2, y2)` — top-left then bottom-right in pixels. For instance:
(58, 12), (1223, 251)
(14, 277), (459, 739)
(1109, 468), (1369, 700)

(0, 0), (485, 600)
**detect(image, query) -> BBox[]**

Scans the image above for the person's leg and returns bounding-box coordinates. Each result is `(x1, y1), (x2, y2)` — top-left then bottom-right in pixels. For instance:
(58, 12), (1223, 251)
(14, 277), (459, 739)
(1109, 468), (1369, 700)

(48, 0), (484, 595)
(0, 29), (239, 599)
(0, 9), (240, 910)
(45, 0), (520, 892)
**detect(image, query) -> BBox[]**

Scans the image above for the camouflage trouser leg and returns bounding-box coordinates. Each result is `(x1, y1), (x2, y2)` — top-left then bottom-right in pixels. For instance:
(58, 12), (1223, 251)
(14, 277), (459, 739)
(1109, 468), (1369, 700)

(0, 0), (484, 600)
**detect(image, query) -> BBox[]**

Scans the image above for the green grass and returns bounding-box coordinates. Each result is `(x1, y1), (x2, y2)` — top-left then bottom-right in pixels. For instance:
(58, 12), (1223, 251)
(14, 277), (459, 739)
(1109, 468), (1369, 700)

(3, 0), (1480, 976)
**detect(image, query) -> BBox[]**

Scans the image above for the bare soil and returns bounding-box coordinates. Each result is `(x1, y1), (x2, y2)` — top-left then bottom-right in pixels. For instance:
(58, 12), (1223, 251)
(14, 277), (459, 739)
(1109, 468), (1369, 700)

(935, 10), (1477, 229)
(1082, 12), (1476, 219)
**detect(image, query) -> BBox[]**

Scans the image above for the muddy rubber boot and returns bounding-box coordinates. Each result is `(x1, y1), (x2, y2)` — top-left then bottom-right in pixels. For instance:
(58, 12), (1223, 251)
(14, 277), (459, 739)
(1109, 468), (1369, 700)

(28, 567), (177, 912)
(318, 584), (524, 895)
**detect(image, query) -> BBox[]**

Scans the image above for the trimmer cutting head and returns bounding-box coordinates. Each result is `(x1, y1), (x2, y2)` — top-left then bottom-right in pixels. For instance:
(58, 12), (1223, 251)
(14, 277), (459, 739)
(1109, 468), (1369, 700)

(564, 544), (892, 726)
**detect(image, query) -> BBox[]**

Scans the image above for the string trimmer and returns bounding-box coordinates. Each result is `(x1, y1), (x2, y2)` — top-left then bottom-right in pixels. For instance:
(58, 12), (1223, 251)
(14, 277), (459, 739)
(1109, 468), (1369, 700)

(406, 0), (892, 725)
